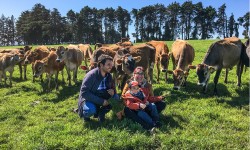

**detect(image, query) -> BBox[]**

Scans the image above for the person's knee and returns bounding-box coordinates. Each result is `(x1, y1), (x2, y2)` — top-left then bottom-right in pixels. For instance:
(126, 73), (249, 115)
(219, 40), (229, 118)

(82, 102), (97, 117)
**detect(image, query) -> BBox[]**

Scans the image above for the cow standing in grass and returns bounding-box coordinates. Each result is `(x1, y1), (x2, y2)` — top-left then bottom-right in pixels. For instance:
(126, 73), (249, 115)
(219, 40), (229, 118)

(56, 45), (83, 86)
(33, 51), (65, 91)
(167, 40), (195, 90)
(146, 40), (170, 83)
(189, 38), (243, 95)
(0, 53), (20, 87)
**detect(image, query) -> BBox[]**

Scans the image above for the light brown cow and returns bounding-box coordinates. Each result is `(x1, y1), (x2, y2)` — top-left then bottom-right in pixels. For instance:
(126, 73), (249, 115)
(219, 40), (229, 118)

(0, 45), (32, 80)
(146, 40), (170, 83)
(56, 45), (83, 86)
(33, 51), (65, 91)
(189, 39), (242, 95)
(24, 46), (50, 82)
(168, 40), (195, 90)
(0, 53), (20, 87)
(127, 43), (156, 83)
(78, 44), (93, 67)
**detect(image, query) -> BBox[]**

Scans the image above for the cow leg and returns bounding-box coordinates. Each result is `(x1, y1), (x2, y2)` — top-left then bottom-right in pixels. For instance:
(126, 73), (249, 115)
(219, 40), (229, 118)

(66, 67), (71, 86)
(47, 75), (51, 92)
(156, 62), (160, 83)
(84, 58), (88, 67)
(9, 71), (13, 87)
(213, 69), (222, 95)
(61, 69), (65, 84)
(237, 61), (243, 87)
(73, 67), (78, 84)
(224, 68), (228, 84)
(40, 74), (43, 83)
(32, 64), (35, 82)
(55, 72), (59, 90)
(18, 63), (22, 80)
(3, 71), (7, 87)
(24, 65), (27, 80)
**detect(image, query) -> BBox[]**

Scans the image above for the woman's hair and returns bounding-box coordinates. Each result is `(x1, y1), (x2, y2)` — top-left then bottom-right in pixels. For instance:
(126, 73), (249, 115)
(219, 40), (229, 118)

(97, 54), (113, 67)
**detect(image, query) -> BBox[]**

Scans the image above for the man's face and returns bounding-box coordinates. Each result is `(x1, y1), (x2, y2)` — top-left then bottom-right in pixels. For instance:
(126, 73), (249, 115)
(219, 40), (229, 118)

(133, 72), (144, 83)
(130, 85), (140, 94)
(101, 59), (114, 73)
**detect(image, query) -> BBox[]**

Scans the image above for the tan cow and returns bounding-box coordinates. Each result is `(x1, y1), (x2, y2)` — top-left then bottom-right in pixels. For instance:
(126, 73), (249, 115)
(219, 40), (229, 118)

(127, 43), (156, 83)
(146, 40), (170, 83)
(0, 53), (20, 87)
(0, 45), (32, 80)
(24, 46), (50, 82)
(33, 51), (65, 91)
(56, 45), (83, 86)
(168, 40), (195, 90)
(189, 39), (242, 95)
(78, 44), (93, 67)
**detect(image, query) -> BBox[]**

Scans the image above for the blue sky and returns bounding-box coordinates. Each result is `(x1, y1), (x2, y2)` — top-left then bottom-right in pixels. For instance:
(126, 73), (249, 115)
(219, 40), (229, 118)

(0, 0), (249, 39)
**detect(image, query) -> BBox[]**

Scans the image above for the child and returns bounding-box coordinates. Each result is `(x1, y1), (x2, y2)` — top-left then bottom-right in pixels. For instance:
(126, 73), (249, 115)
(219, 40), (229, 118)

(123, 81), (162, 128)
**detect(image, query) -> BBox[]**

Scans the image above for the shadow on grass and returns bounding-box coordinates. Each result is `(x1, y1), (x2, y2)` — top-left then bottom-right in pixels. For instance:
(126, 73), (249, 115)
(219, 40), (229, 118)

(217, 85), (249, 109)
(37, 80), (82, 103)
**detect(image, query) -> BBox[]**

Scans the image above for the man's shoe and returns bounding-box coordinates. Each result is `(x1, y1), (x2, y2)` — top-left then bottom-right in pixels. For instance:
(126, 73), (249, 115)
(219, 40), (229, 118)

(84, 117), (91, 122)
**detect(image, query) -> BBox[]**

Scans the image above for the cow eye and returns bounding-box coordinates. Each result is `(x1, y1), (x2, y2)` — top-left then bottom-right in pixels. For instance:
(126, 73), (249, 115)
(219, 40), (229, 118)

(204, 72), (207, 76)
(61, 51), (64, 55)
(38, 66), (42, 70)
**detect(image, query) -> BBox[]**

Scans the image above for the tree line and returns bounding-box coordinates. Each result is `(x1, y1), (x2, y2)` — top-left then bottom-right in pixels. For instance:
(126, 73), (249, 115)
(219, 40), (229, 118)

(0, 2), (249, 46)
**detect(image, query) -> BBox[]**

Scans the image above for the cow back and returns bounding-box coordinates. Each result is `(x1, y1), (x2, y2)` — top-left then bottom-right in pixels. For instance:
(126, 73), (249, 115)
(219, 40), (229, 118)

(203, 40), (241, 68)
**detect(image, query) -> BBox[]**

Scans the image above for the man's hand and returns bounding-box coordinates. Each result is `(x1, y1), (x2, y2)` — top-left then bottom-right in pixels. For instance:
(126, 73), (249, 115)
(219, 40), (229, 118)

(139, 103), (146, 109)
(107, 89), (115, 97)
(103, 99), (109, 106)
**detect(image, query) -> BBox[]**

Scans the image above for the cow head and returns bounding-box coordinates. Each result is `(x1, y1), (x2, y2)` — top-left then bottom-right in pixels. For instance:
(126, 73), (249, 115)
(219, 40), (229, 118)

(33, 60), (45, 78)
(115, 53), (141, 75)
(168, 69), (188, 90)
(11, 54), (20, 64)
(160, 53), (171, 72)
(56, 46), (67, 62)
(24, 51), (37, 64)
(190, 64), (216, 88)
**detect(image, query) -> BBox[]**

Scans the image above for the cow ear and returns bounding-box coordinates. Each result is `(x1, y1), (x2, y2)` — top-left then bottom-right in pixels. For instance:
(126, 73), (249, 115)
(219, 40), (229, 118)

(208, 66), (216, 73)
(116, 59), (123, 65)
(65, 48), (69, 51)
(188, 65), (196, 69)
(133, 56), (141, 62)
(167, 70), (173, 74)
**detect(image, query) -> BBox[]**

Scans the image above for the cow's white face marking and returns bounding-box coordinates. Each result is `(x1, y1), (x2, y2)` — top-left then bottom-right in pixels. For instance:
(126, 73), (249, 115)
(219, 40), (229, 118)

(128, 55), (132, 61)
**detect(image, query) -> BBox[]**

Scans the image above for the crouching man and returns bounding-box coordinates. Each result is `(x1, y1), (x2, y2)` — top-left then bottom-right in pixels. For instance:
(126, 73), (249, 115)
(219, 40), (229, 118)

(78, 54), (118, 122)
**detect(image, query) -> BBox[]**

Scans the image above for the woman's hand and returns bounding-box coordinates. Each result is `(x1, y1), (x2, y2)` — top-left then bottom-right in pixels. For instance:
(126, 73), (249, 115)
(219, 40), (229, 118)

(139, 103), (147, 109)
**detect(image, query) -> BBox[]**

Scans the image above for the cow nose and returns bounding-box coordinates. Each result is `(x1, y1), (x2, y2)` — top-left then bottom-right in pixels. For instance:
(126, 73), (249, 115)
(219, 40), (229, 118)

(162, 69), (166, 72)
(56, 59), (60, 62)
(24, 61), (28, 64)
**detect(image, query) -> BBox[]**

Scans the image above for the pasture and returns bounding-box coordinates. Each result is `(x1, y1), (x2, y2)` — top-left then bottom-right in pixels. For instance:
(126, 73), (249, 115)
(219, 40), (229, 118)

(0, 40), (249, 149)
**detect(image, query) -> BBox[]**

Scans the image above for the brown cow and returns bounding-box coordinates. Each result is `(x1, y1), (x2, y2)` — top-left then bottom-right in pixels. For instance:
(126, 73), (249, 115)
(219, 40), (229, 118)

(127, 43), (156, 83)
(0, 53), (20, 87)
(0, 45), (32, 80)
(78, 44), (93, 67)
(146, 40), (170, 83)
(189, 39), (242, 95)
(56, 45), (83, 86)
(167, 40), (195, 90)
(33, 51), (65, 91)
(24, 46), (50, 82)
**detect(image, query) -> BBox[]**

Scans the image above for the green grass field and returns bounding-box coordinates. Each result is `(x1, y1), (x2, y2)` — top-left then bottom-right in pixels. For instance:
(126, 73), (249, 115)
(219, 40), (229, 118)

(0, 40), (249, 149)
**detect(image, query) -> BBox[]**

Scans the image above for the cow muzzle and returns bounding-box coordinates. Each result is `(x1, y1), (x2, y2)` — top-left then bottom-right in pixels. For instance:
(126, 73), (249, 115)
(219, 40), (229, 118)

(56, 59), (61, 63)
(173, 86), (180, 90)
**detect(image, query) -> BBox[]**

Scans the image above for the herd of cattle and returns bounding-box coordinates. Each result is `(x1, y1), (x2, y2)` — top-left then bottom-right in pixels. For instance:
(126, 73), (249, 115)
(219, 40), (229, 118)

(0, 37), (249, 95)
